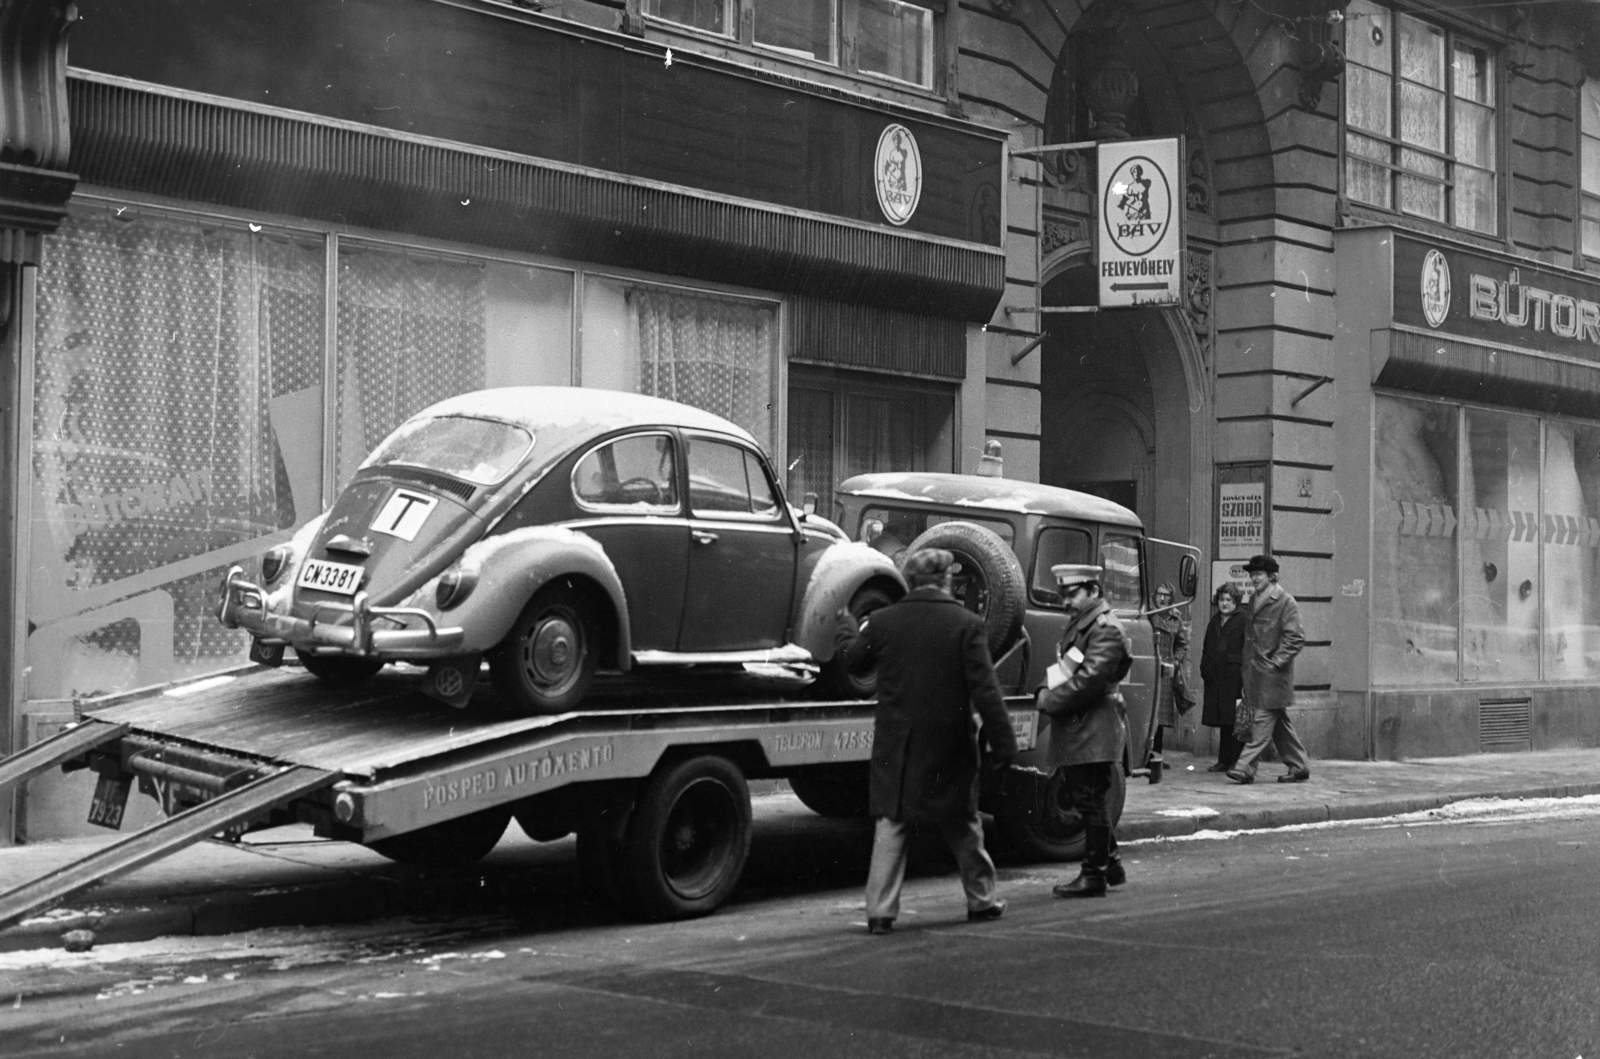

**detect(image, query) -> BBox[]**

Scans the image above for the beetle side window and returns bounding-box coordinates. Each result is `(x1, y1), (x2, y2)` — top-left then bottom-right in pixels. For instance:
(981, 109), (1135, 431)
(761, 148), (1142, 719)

(1099, 532), (1145, 611)
(688, 438), (781, 519)
(572, 434), (679, 511)
(1031, 526), (1093, 607)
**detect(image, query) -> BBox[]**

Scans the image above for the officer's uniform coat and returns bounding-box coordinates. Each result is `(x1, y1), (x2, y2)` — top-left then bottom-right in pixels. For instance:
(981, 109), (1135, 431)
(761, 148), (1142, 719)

(836, 586), (1017, 824)
(1036, 598), (1131, 768)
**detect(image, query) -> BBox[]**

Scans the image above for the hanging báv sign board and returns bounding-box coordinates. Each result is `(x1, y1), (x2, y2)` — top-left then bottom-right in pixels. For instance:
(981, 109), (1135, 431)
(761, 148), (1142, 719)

(1097, 137), (1182, 308)
(1217, 482), (1265, 560)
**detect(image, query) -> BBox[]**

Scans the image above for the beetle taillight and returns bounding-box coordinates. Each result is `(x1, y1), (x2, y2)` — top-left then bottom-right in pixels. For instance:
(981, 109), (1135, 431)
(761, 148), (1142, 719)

(261, 545), (293, 586)
(436, 564), (479, 610)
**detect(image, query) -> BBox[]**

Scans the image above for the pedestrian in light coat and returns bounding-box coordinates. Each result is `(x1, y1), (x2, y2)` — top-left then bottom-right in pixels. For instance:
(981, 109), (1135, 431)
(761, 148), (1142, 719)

(834, 547), (1017, 935)
(1227, 554), (1311, 784)
(1036, 563), (1132, 898)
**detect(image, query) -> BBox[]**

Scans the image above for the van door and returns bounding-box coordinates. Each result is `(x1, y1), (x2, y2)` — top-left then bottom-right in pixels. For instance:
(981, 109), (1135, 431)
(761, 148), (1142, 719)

(1099, 531), (1157, 770)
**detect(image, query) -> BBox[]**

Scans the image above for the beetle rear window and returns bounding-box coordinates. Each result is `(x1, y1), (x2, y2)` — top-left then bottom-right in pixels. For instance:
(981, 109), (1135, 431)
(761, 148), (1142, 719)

(362, 416), (534, 486)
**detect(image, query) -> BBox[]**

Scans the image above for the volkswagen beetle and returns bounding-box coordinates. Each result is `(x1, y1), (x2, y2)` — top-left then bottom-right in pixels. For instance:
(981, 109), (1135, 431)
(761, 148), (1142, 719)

(217, 387), (904, 713)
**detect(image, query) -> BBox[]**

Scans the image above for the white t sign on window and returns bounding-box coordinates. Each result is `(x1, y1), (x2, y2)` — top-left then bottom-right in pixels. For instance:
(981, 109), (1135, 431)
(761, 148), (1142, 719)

(372, 489), (439, 541)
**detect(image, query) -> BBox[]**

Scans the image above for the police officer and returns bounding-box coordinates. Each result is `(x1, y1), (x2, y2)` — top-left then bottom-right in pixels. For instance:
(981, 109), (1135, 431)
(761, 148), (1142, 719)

(835, 547), (1017, 934)
(1037, 563), (1133, 898)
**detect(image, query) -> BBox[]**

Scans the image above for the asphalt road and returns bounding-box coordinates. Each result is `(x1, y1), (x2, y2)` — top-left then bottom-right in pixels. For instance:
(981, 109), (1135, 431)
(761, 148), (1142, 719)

(5, 800), (1599, 1059)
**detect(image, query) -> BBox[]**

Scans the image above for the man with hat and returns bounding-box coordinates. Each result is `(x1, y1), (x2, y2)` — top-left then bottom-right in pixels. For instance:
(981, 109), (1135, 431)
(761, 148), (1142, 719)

(834, 547), (1017, 935)
(1036, 563), (1133, 898)
(1227, 554), (1311, 784)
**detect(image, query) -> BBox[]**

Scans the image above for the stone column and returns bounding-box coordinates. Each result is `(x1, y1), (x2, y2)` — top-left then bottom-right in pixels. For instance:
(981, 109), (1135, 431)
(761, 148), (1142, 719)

(0, 0), (78, 843)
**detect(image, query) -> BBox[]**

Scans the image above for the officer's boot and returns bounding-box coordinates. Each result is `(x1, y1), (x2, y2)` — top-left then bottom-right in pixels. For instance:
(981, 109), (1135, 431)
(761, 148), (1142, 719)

(1053, 825), (1109, 898)
(1104, 830), (1126, 886)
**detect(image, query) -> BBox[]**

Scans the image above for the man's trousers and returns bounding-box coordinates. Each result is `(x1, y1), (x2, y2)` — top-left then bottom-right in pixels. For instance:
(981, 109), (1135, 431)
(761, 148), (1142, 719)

(1233, 707), (1310, 777)
(864, 814), (1003, 921)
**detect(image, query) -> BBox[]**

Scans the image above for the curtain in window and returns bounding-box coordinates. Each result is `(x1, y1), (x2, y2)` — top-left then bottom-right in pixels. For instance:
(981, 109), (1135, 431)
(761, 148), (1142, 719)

(1397, 16), (1446, 220)
(30, 209), (323, 695)
(335, 248), (488, 487)
(858, 0), (929, 85)
(1344, 0), (1393, 209)
(631, 288), (774, 450)
(787, 386), (836, 514)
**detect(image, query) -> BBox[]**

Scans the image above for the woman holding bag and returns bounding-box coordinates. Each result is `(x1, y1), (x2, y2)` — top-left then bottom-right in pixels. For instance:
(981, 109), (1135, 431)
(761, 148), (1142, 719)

(1200, 583), (1247, 772)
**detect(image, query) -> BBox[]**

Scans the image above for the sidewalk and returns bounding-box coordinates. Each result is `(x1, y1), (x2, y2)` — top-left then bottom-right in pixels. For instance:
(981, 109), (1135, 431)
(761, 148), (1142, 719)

(3, 746), (1599, 953)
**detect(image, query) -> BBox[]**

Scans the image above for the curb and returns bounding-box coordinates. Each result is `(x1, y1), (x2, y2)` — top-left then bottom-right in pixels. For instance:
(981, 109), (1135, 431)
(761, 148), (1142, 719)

(6, 782), (1600, 952)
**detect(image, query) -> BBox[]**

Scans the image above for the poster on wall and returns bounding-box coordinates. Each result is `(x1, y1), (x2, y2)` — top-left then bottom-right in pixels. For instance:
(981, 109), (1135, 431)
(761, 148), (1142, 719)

(1213, 559), (1253, 599)
(1096, 137), (1182, 308)
(1217, 482), (1265, 559)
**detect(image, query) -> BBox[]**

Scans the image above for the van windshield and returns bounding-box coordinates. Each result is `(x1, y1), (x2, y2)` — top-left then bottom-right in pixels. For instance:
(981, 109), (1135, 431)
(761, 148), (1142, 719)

(362, 416), (534, 486)
(1099, 532), (1145, 611)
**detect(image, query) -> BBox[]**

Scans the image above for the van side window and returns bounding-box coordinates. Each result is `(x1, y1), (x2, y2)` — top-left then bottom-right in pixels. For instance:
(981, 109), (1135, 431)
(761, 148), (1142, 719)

(1031, 526), (1092, 606)
(1099, 532), (1144, 611)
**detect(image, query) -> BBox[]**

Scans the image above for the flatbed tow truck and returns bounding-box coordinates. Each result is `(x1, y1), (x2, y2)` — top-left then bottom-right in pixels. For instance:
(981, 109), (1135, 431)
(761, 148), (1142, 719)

(0, 662), (1054, 929)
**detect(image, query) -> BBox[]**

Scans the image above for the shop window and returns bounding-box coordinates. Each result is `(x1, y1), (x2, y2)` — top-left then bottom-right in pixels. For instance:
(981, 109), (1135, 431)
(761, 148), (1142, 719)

(1543, 422), (1600, 679)
(1582, 80), (1600, 261)
(1343, 0), (1498, 234)
(644, 0), (733, 36)
(335, 247), (571, 490)
(1461, 409), (1540, 682)
(1373, 394), (1459, 684)
(580, 278), (777, 451)
(29, 208), (325, 698)
(786, 371), (955, 517)
(743, 0), (939, 89)
(753, 0), (836, 63)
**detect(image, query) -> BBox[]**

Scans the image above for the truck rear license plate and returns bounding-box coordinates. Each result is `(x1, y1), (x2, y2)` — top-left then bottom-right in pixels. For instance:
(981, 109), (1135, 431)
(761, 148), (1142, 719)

(298, 558), (364, 595)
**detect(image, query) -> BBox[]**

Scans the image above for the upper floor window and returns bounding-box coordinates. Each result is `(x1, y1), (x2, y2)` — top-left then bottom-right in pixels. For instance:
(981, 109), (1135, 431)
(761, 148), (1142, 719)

(647, 0), (940, 91)
(1343, 0), (1498, 235)
(1582, 79), (1600, 260)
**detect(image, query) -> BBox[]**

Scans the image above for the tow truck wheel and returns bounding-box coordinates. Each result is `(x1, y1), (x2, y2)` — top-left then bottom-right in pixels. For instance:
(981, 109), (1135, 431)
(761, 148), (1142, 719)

(490, 583), (597, 714)
(997, 764), (1126, 862)
(788, 764), (870, 818)
(815, 583), (897, 699)
(625, 755), (752, 920)
(368, 805), (512, 868)
(296, 650), (384, 684)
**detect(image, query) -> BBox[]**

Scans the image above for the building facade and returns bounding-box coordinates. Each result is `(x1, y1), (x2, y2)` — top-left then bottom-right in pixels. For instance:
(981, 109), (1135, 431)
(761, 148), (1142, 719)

(0, 0), (1596, 841)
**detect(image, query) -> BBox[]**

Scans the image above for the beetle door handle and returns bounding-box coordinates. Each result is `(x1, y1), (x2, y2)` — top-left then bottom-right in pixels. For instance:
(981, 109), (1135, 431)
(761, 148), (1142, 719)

(692, 530), (719, 545)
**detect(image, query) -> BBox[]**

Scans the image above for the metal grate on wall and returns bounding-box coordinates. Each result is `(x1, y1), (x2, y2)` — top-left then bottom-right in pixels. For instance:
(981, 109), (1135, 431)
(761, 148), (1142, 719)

(1479, 698), (1532, 752)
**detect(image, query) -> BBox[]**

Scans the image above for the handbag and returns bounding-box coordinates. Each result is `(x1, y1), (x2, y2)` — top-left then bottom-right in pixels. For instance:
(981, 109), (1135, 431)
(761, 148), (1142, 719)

(1233, 695), (1253, 738)
(1172, 669), (1196, 714)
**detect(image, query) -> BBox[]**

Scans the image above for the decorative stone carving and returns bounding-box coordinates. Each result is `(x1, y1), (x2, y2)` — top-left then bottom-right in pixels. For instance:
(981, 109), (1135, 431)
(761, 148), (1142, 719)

(1083, 5), (1139, 141)
(1041, 214), (1088, 257)
(1184, 116), (1213, 216)
(1296, 16), (1346, 111)
(1185, 249), (1213, 364)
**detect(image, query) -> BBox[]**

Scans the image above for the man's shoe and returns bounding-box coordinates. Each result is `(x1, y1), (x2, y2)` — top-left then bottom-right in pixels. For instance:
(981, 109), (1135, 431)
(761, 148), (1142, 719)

(867, 917), (894, 935)
(1277, 770), (1311, 783)
(1104, 857), (1126, 887)
(1053, 871), (1107, 898)
(967, 902), (1006, 922)
(1206, 762), (1231, 772)
(1225, 769), (1254, 784)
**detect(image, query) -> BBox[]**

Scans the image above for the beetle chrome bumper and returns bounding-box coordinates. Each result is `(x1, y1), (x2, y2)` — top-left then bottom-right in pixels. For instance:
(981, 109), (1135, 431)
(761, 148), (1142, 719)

(216, 565), (465, 657)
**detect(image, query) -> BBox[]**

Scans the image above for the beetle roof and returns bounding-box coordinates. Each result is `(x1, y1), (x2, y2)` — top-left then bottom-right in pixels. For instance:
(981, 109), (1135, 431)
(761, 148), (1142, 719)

(412, 387), (759, 454)
(838, 472), (1142, 529)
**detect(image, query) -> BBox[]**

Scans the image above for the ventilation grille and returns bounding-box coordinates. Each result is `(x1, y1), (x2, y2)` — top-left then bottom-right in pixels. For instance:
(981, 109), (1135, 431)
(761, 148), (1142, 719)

(389, 467), (477, 502)
(1479, 698), (1532, 751)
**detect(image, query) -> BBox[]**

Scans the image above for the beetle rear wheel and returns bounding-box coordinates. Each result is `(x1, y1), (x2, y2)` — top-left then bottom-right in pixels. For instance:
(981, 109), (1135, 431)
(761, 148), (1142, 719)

(490, 583), (597, 715)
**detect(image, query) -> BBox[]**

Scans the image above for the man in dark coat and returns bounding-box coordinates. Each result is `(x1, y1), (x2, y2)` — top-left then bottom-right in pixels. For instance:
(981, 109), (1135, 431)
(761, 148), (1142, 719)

(1227, 554), (1311, 784)
(834, 547), (1017, 935)
(1036, 564), (1132, 898)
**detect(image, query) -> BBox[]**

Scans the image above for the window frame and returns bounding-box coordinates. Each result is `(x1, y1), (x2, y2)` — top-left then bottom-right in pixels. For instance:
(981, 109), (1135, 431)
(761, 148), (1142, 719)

(645, 0), (946, 93)
(570, 431), (683, 516)
(1580, 78), (1600, 265)
(1341, 1), (1504, 237)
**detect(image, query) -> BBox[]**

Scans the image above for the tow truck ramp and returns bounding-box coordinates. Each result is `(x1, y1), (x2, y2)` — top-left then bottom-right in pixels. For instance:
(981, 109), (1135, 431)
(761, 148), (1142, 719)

(0, 766), (336, 932)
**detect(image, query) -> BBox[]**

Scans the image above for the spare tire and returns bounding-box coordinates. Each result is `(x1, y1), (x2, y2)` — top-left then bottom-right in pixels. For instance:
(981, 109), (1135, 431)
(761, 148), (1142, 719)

(903, 520), (1026, 658)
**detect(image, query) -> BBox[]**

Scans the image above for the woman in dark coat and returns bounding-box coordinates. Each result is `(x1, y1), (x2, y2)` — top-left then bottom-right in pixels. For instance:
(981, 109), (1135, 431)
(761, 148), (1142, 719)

(1200, 582), (1247, 771)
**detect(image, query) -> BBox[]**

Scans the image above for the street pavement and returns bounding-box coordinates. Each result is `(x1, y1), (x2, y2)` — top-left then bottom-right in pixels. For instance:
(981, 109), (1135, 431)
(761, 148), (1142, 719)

(3, 746), (1599, 953)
